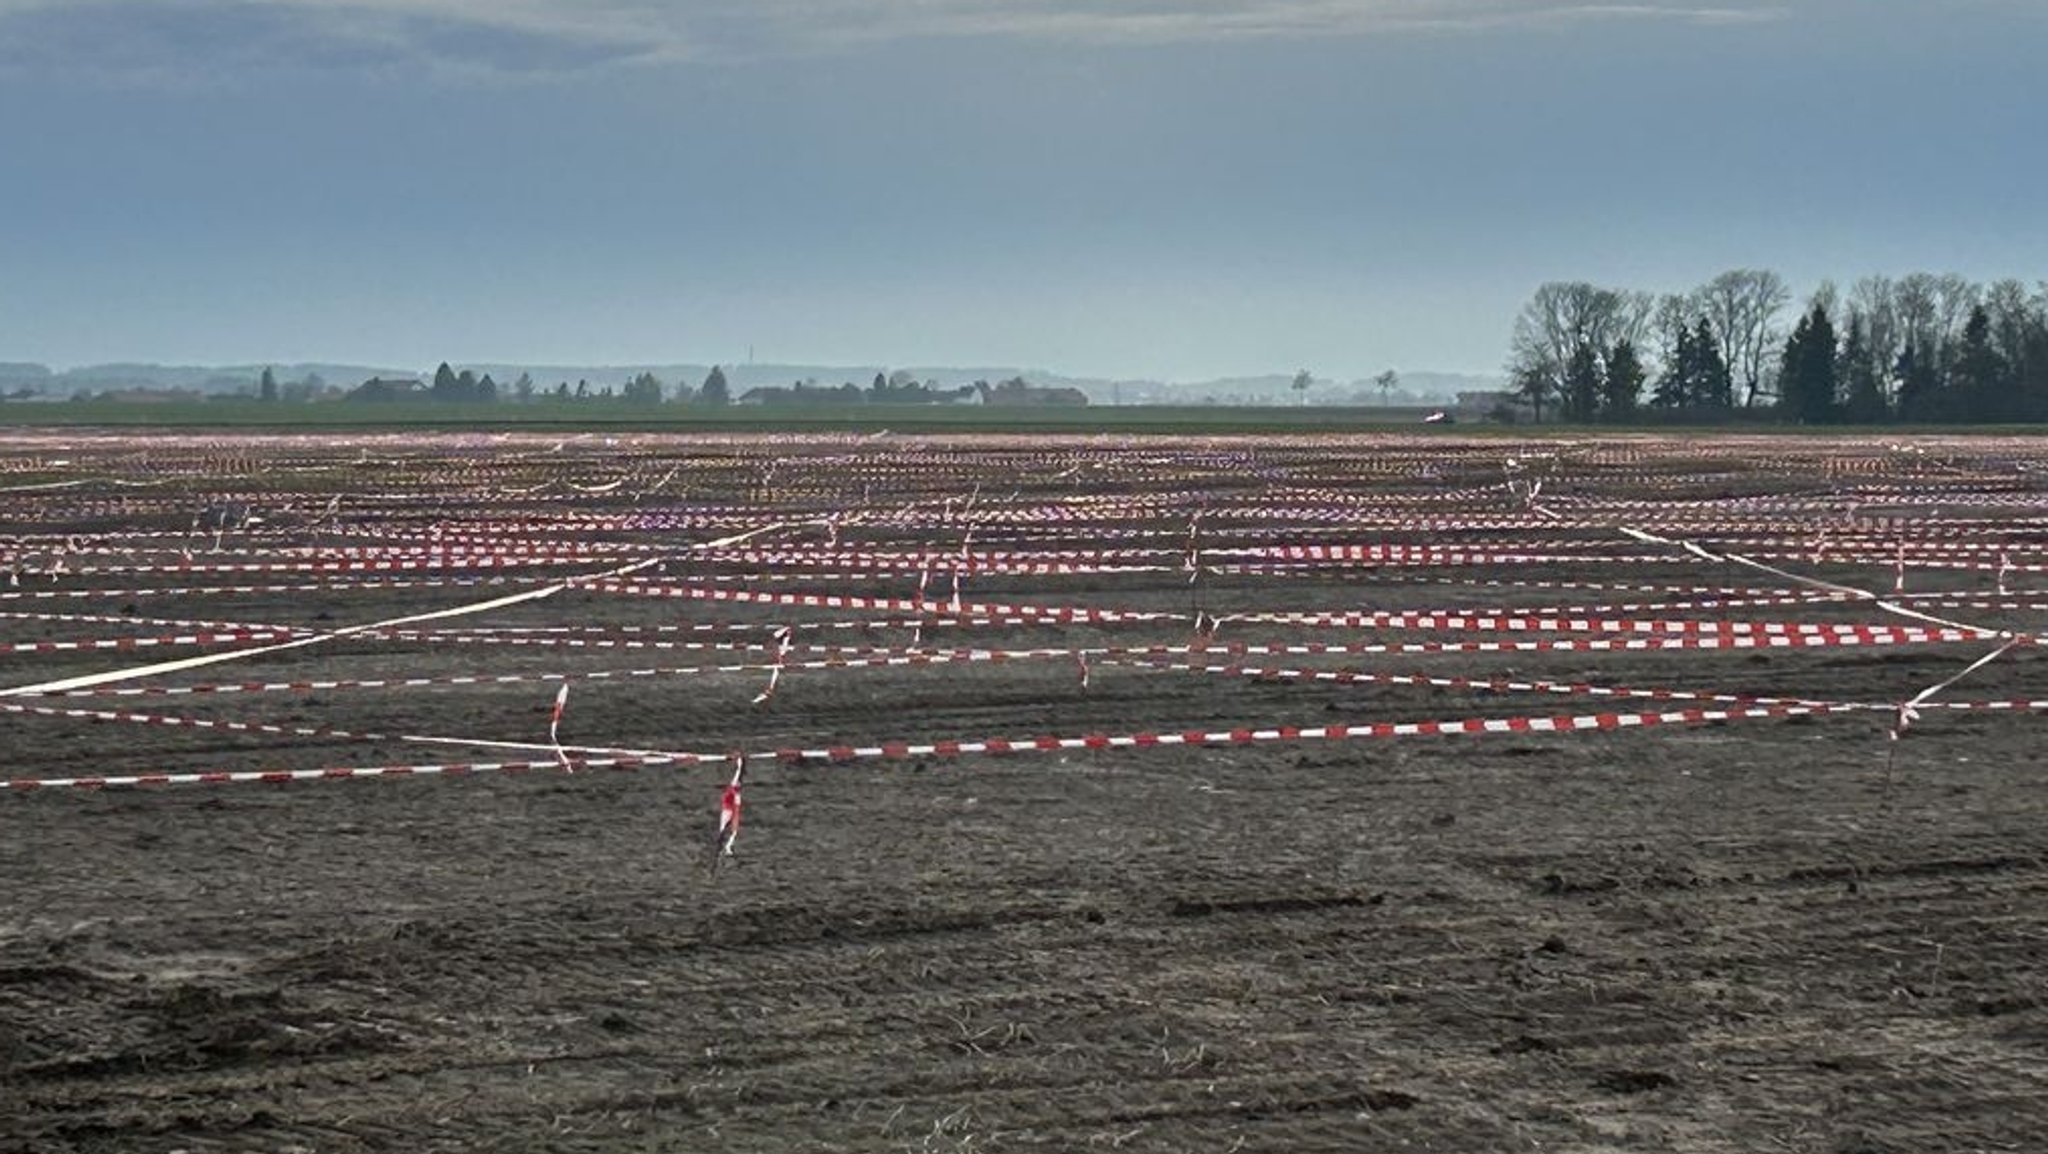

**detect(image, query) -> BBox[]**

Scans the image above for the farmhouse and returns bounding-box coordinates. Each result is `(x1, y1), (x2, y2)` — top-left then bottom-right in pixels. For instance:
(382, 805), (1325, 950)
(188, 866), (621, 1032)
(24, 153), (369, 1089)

(345, 377), (428, 402)
(1454, 389), (1531, 423)
(736, 383), (866, 406)
(973, 378), (1089, 407)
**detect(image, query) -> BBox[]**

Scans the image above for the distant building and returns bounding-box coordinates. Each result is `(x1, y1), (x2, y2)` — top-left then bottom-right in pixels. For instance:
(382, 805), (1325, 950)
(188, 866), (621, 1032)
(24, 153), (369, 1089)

(736, 382), (867, 406)
(1455, 390), (1531, 423)
(346, 377), (426, 402)
(735, 386), (791, 406)
(973, 378), (1089, 407)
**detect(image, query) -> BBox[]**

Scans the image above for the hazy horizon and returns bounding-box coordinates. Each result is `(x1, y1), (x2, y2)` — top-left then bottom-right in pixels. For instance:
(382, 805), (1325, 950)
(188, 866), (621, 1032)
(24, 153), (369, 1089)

(3, 1), (2043, 381)
(0, 355), (1503, 390)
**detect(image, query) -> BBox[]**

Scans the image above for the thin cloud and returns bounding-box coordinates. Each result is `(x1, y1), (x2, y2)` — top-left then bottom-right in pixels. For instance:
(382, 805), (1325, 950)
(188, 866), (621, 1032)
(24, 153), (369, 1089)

(0, 0), (1793, 81)
(0, 0), (691, 83)
(779, 1), (1790, 46)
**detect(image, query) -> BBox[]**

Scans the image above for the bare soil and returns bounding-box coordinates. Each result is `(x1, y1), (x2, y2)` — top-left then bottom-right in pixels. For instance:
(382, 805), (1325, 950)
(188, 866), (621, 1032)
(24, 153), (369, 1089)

(4, 432), (2046, 1153)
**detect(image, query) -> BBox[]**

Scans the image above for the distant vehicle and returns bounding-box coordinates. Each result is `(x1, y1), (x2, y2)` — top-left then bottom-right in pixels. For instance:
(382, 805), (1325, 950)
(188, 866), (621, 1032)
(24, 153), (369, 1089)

(1422, 410), (1452, 424)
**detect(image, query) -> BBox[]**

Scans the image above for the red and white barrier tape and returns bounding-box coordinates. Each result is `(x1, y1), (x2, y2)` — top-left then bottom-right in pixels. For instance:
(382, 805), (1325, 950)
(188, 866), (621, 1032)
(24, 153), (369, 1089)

(1, 700), (1859, 791)
(2, 630), (304, 655)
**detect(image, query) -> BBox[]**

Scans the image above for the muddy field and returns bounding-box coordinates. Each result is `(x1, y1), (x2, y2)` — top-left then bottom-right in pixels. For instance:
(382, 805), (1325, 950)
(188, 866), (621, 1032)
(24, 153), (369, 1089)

(3, 431), (2047, 1153)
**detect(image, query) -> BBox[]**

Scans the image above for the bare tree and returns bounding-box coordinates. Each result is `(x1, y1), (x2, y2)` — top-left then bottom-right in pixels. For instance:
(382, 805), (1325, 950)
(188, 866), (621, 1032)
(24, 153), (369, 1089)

(1507, 282), (1649, 422)
(1808, 279), (1840, 319)
(1986, 278), (2036, 369)
(1894, 272), (1943, 360)
(1647, 292), (1696, 380)
(1374, 369), (1399, 405)
(1508, 284), (1578, 422)
(1695, 269), (1791, 408)
(1617, 290), (1657, 348)
(1932, 273), (1983, 356)
(1850, 276), (1901, 389)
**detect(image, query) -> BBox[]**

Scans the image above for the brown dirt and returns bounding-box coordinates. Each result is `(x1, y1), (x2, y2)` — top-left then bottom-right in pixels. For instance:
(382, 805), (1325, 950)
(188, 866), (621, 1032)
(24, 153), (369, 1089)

(4, 431), (2047, 1153)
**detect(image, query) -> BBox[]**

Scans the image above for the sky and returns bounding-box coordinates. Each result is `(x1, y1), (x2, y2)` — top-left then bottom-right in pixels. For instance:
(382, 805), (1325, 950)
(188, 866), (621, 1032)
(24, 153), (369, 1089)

(0, 0), (2043, 381)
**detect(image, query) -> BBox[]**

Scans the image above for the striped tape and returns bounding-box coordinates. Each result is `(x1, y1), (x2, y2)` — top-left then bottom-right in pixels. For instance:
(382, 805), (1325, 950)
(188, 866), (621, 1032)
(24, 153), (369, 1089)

(1, 700), (1852, 791)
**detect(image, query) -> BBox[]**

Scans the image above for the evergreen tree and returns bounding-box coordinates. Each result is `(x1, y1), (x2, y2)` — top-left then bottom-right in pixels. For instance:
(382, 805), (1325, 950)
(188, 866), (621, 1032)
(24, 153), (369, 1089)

(432, 362), (459, 400)
(1561, 341), (1601, 422)
(1693, 318), (1734, 410)
(701, 365), (731, 406)
(1840, 315), (1887, 424)
(259, 366), (278, 403)
(1651, 324), (1691, 410)
(1949, 305), (2006, 422)
(1778, 303), (1838, 425)
(1512, 361), (1553, 423)
(1807, 305), (1838, 421)
(622, 372), (664, 404)
(1774, 311), (1809, 420)
(1602, 338), (1645, 422)
(2022, 321), (2048, 423)
(476, 374), (498, 403)
(1895, 340), (1941, 422)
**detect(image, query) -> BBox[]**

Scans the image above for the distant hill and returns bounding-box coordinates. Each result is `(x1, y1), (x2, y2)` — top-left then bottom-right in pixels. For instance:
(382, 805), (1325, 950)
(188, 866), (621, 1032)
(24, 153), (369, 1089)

(0, 362), (53, 386)
(468, 364), (1501, 406)
(1097, 370), (1501, 407)
(2, 360), (1500, 405)
(3, 363), (415, 397)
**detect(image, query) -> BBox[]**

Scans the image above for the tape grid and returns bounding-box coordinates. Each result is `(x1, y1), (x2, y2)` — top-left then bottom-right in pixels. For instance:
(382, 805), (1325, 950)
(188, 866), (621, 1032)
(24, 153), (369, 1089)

(5, 431), (2045, 792)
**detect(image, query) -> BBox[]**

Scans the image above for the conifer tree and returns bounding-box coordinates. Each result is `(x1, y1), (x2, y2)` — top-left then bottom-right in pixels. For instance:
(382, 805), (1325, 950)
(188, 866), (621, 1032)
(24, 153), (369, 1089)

(1896, 340), (1941, 422)
(1651, 324), (1692, 410)
(701, 365), (731, 406)
(1949, 305), (2006, 421)
(1693, 318), (1734, 410)
(1561, 342), (1601, 422)
(1778, 303), (1838, 425)
(1602, 339), (1645, 422)
(1840, 316), (1887, 424)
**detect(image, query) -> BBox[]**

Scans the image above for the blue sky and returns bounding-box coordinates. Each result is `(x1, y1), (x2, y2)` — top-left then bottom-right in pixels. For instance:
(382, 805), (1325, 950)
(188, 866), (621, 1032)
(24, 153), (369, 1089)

(1, 1), (2042, 380)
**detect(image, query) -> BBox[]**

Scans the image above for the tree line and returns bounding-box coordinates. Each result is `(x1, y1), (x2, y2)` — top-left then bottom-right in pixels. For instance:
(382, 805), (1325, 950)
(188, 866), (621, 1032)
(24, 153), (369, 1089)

(337, 364), (992, 407)
(1506, 272), (2048, 424)
(337, 363), (728, 405)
